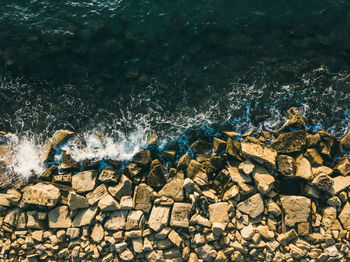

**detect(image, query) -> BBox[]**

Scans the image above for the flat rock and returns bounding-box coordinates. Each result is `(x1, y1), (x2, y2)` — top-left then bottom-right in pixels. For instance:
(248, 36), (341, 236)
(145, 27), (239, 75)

(104, 210), (128, 230)
(277, 155), (296, 177)
(281, 196), (311, 227)
(149, 205), (171, 232)
(133, 183), (153, 213)
(22, 183), (60, 207)
(147, 159), (167, 188)
(48, 206), (72, 228)
(158, 171), (184, 201)
(295, 156), (313, 181)
(237, 193), (264, 219)
(99, 167), (120, 183)
(339, 202), (350, 230)
(72, 171), (97, 193)
(241, 137), (277, 170)
(253, 166), (275, 194)
(91, 223), (104, 243)
(67, 192), (88, 211)
(187, 160), (208, 187)
(334, 156), (350, 176)
(170, 202), (192, 228)
(108, 175), (132, 200)
(126, 210), (145, 230)
(329, 176), (350, 195)
(72, 206), (98, 227)
(208, 202), (229, 224)
(270, 130), (306, 153)
(86, 184), (109, 205)
(98, 194), (120, 211)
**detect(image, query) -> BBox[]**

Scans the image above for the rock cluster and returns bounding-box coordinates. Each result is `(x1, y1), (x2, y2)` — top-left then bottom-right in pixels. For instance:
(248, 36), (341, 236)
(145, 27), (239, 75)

(0, 111), (350, 261)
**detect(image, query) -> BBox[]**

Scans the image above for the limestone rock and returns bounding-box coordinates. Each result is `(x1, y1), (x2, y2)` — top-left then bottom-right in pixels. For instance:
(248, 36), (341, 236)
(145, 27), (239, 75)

(340, 132), (350, 151)
(241, 224), (255, 240)
(241, 137), (277, 170)
(158, 171), (184, 201)
(237, 193), (264, 219)
(187, 160), (208, 187)
(48, 206), (72, 228)
(312, 173), (333, 192)
(329, 176), (350, 195)
(104, 210), (128, 230)
(22, 183), (60, 207)
(223, 185), (239, 201)
(67, 192), (88, 211)
(295, 156), (313, 181)
(339, 202), (350, 230)
(253, 166), (275, 194)
(86, 184), (109, 205)
(281, 196), (311, 227)
(98, 194), (120, 211)
(72, 206), (98, 227)
(149, 205), (171, 232)
(147, 159), (167, 188)
(72, 170), (97, 193)
(108, 175), (132, 200)
(238, 159), (255, 176)
(91, 223), (104, 243)
(209, 202), (229, 224)
(277, 155), (296, 177)
(334, 156), (350, 176)
(227, 164), (252, 183)
(133, 183), (153, 213)
(170, 202), (192, 228)
(270, 130), (306, 153)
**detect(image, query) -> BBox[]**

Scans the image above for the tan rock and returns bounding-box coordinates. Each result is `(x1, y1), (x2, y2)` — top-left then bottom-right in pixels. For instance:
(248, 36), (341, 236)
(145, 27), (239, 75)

(86, 184), (109, 205)
(277, 155), (296, 177)
(176, 153), (191, 170)
(133, 149), (151, 166)
(339, 202), (350, 230)
(270, 130), (306, 153)
(98, 194), (120, 211)
(72, 206), (98, 227)
(126, 210), (144, 230)
(213, 137), (226, 154)
(99, 167), (119, 183)
(22, 183), (60, 207)
(187, 160), (208, 187)
(226, 138), (243, 160)
(281, 196), (311, 227)
(209, 202), (229, 224)
(253, 166), (275, 194)
(295, 156), (313, 181)
(108, 175), (132, 200)
(133, 183), (153, 213)
(311, 173), (333, 192)
(168, 229), (182, 247)
(67, 192), (88, 211)
(158, 171), (184, 201)
(227, 164), (252, 183)
(304, 148), (323, 167)
(71, 170), (97, 193)
(147, 159), (167, 188)
(223, 185), (239, 201)
(329, 176), (350, 195)
(341, 132), (350, 151)
(334, 156), (350, 176)
(48, 206), (72, 228)
(51, 130), (74, 146)
(237, 193), (264, 219)
(91, 223), (104, 243)
(149, 205), (171, 232)
(104, 210), (128, 230)
(322, 206), (337, 229)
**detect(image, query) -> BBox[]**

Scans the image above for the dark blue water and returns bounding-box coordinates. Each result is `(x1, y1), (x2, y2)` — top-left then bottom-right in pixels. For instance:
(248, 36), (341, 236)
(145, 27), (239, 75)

(0, 1), (350, 167)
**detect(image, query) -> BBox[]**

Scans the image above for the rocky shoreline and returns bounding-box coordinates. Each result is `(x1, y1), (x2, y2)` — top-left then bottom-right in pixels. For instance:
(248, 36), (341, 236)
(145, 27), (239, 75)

(0, 109), (350, 261)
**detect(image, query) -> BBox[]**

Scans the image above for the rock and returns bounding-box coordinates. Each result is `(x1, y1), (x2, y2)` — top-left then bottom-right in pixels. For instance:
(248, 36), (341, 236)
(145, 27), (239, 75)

(277, 229), (298, 246)
(60, 152), (79, 171)
(223, 185), (239, 201)
(280, 196), (311, 227)
(91, 223), (104, 243)
(190, 140), (212, 158)
(238, 159), (255, 175)
(340, 132), (350, 151)
(158, 171), (184, 201)
(270, 130), (306, 153)
(209, 202), (229, 224)
(277, 155), (296, 177)
(4, 207), (21, 226)
(322, 207), (337, 229)
(98, 194), (120, 211)
(119, 249), (134, 261)
(71, 170), (97, 193)
(168, 229), (182, 247)
(339, 202), (350, 230)
(133, 183), (153, 213)
(253, 166), (275, 194)
(51, 130), (74, 147)
(187, 160), (208, 187)
(170, 202), (192, 228)
(213, 137), (226, 154)
(289, 243), (306, 259)
(226, 138), (243, 160)
(67, 192), (88, 211)
(267, 201), (282, 217)
(312, 166), (333, 177)
(212, 169), (231, 193)
(41, 140), (55, 163)
(147, 159), (167, 188)
(237, 193), (264, 219)
(126, 210), (144, 230)
(317, 131), (339, 158)
(124, 163), (142, 178)
(177, 153), (191, 170)
(149, 205), (171, 232)
(304, 148), (323, 167)
(241, 137), (277, 170)
(31, 231), (43, 242)
(311, 173), (333, 192)
(72, 206), (98, 227)
(227, 164), (252, 183)
(86, 184), (109, 205)
(241, 224), (255, 240)
(0, 189), (21, 206)
(133, 149), (151, 166)
(48, 206), (72, 228)
(295, 156), (313, 181)
(27, 211), (43, 229)
(104, 210), (128, 230)
(120, 196), (133, 209)
(22, 183), (60, 207)
(99, 167), (120, 183)
(108, 175), (132, 200)
(284, 107), (306, 130)
(333, 156), (350, 176)
(329, 176), (350, 195)
(304, 184), (321, 198)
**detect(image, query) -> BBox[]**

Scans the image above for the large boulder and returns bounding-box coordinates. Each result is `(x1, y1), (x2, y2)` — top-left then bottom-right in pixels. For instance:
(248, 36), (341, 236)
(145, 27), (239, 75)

(328, 176), (350, 196)
(170, 203), (192, 228)
(72, 206), (98, 227)
(270, 130), (306, 153)
(72, 170), (97, 193)
(295, 156), (313, 181)
(22, 183), (60, 207)
(148, 205), (171, 232)
(108, 175), (132, 200)
(281, 196), (311, 227)
(241, 137), (277, 170)
(133, 183), (154, 213)
(158, 171), (184, 201)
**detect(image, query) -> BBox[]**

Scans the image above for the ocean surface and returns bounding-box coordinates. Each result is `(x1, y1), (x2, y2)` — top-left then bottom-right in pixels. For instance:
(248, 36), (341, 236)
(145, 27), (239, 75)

(0, 0), (350, 177)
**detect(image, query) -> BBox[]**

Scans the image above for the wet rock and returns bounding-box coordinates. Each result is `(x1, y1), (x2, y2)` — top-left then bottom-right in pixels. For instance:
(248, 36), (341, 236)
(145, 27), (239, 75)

(190, 140), (212, 158)
(147, 159), (167, 188)
(270, 130), (306, 153)
(312, 173), (333, 192)
(241, 137), (277, 170)
(149, 205), (171, 232)
(52, 173), (72, 184)
(72, 170), (97, 193)
(22, 183), (60, 207)
(341, 132), (350, 151)
(339, 202), (350, 230)
(104, 210), (128, 230)
(213, 137), (226, 154)
(86, 184), (109, 205)
(277, 155), (296, 177)
(133, 183), (153, 213)
(51, 130), (74, 147)
(60, 152), (79, 171)
(98, 194), (120, 211)
(158, 171), (184, 201)
(295, 156), (313, 181)
(186, 160), (208, 187)
(170, 202), (192, 228)
(108, 174), (132, 200)
(124, 163), (142, 178)
(133, 149), (151, 166)
(99, 167), (120, 183)
(72, 206), (98, 227)
(212, 169), (231, 193)
(283, 107), (306, 130)
(333, 156), (350, 176)
(177, 153), (191, 170)
(329, 175), (350, 195)
(48, 206), (71, 228)
(253, 166), (275, 194)
(281, 196), (311, 227)
(304, 148), (323, 167)
(317, 131), (339, 158)
(41, 140), (55, 163)
(237, 193), (264, 219)
(67, 191), (88, 211)
(226, 138), (243, 160)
